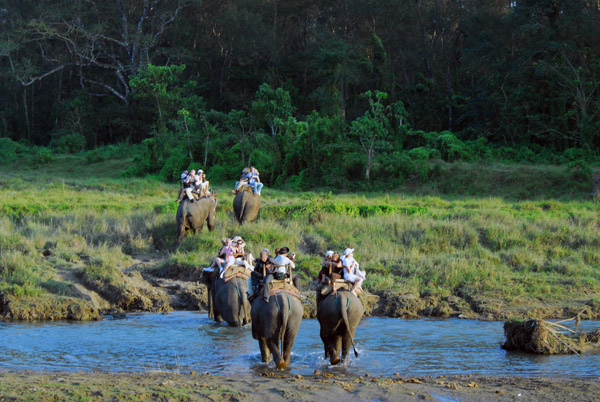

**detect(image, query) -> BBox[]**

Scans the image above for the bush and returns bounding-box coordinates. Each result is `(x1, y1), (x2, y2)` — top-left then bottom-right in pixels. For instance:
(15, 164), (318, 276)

(434, 131), (472, 161)
(158, 146), (192, 181)
(35, 148), (54, 165)
(0, 137), (20, 164)
(50, 132), (87, 153)
(568, 160), (592, 183)
(562, 148), (595, 164)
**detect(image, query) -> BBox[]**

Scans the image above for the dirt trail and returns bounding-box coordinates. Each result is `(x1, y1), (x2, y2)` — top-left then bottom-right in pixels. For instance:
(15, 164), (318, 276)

(56, 268), (111, 311)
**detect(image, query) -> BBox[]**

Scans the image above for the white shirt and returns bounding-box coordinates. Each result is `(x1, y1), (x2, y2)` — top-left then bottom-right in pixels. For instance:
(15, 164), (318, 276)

(273, 255), (295, 274)
(341, 255), (365, 279)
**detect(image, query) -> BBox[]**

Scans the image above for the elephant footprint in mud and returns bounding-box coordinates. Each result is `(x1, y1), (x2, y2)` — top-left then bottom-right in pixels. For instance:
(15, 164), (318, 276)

(250, 294), (303, 370)
(317, 290), (364, 365)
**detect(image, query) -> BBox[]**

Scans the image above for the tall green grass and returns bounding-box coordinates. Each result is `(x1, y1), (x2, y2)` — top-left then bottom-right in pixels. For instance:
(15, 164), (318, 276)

(0, 153), (599, 312)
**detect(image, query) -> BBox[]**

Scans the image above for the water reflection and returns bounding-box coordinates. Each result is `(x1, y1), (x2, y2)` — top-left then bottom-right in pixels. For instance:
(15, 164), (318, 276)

(0, 312), (598, 377)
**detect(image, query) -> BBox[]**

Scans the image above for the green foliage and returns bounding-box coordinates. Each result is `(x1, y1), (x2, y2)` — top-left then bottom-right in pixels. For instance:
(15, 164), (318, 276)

(0, 137), (21, 163)
(1, 155), (599, 312)
(50, 132), (87, 154)
(568, 160), (592, 183)
(35, 148), (55, 165)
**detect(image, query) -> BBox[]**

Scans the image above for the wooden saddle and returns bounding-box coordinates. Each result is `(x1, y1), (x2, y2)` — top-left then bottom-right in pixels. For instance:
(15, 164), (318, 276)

(268, 278), (301, 299)
(223, 264), (252, 282)
(320, 279), (363, 297)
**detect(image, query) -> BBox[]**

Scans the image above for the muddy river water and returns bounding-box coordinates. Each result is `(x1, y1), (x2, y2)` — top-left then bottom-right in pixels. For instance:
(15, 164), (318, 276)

(1, 312), (598, 377)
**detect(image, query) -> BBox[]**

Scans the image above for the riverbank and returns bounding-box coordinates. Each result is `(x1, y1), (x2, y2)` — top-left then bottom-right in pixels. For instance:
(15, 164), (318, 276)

(1, 154), (600, 322)
(0, 371), (598, 401)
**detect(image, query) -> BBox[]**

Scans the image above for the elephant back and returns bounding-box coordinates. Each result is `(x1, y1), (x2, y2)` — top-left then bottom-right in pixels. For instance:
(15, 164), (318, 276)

(317, 290), (364, 322)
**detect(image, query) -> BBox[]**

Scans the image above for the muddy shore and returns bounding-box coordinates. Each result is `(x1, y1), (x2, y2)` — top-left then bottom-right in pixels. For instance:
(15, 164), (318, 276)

(1, 261), (599, 322)
(0, 370), (598, 402)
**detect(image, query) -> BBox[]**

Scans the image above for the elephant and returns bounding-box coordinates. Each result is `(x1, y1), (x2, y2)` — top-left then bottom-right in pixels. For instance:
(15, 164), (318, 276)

(317, 290), (364, 365)
(209, 276), (251, 327)
(233, 190), (261, 224)
(250, 293), (303, 369)
(176, 195), (217, 243)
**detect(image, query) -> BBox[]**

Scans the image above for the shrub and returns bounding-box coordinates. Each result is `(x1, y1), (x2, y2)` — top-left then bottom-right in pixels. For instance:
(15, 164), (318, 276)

(35, 148), (54, 165)
(562, 148), (595, 163)
(568, 160), (592, 183)
(158, 146), (192, 181)
(434, 131), (472, 161)
(0, 137), (20, 164)
(50, 132), (87, 153)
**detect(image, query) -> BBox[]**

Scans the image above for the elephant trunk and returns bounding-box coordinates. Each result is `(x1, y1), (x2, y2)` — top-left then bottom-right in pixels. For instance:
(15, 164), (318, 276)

(339, 294), (359, 357)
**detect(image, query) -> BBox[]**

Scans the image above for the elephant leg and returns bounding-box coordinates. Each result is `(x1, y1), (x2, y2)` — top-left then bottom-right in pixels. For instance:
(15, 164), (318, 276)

(177, 222), (186, 243)
(258, 337), (271, 363)
(330, 335), (342, 365)
(341, 332), (352, 362)
(266, 336), (284, 370)
(207, 287), (214, 319)
(207, 210), (215, 231)
(321, 329), (339, 365)
(282, 325), (298, 367)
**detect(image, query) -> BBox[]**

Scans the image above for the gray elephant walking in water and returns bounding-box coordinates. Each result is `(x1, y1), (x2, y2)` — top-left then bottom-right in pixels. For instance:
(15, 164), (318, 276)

(176, 195), (217, 243)
(209, 276), (251, 327)
(233, 190), (260, 224)
(250, 294), (303, 369)
(317, 290), (364, 365)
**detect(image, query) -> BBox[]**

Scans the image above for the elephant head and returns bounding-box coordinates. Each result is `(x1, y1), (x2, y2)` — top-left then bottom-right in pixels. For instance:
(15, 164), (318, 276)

(233, 190), (260, 224)
(250, 293), (303, 369)
(176, 195), (217, 243)
(316, 290), (364, 365)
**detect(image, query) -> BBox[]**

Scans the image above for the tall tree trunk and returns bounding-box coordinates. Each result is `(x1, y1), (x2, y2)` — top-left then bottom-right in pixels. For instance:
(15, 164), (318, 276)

(339, 76), (346, 120)
(203, 127), (210, 167)
(23, 87), (30, 141)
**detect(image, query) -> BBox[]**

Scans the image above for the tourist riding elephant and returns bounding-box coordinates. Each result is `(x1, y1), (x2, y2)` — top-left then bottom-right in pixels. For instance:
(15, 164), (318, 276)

(317, 290), (364, 365)
(176, 195), (217, 243)
(233, 190), (260, 224)
(210, 276), (251, 327)
(250, 294), (303, 369)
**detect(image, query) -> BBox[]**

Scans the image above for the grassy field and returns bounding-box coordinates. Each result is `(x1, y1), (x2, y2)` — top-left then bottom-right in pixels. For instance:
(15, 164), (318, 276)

(1, 152), (599, 319)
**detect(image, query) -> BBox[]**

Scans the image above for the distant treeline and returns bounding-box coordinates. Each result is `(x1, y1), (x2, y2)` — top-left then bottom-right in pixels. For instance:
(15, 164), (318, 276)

(0, 1), (599, 187)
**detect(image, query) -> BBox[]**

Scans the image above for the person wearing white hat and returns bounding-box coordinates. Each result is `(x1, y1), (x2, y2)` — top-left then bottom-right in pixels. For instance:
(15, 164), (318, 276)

(232, 236), (253, 269)
(341, 248), (365, 296)
(194, 169), (210, 196)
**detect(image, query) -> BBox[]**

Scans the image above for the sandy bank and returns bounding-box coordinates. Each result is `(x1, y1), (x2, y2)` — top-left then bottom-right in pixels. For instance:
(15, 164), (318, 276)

(0, 371), (598, 401)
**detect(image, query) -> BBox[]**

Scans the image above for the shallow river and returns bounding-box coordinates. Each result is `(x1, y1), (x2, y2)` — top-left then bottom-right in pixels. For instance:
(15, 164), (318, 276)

(1, 312), (598, 377)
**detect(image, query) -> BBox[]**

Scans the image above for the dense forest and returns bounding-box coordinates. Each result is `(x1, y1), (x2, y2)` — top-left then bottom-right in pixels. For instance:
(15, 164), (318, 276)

(1, 0), (599, 188)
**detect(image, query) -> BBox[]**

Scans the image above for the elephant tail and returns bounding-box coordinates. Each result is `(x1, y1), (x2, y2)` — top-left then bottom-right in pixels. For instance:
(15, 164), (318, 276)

(238, 195), (246, 224)
(279, 294), (290, 359)
(339, 293), (359, 357)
